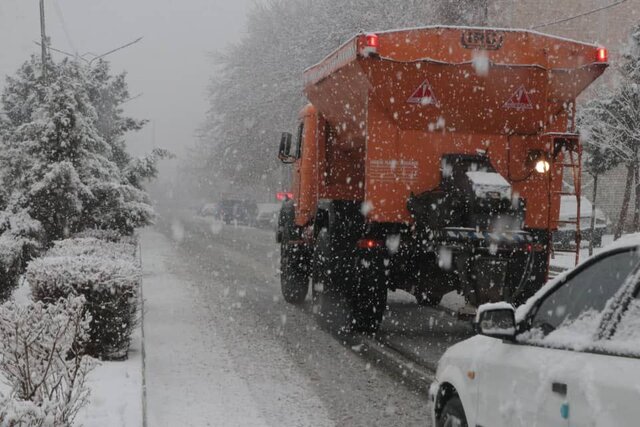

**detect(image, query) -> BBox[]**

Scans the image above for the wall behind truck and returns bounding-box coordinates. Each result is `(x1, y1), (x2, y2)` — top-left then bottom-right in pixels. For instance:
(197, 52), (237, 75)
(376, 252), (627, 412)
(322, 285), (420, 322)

(491, 0), (640, 229)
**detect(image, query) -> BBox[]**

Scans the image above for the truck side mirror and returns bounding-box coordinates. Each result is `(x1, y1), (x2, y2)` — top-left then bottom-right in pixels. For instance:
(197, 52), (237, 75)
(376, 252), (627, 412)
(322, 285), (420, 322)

(278, 132), (295, 163)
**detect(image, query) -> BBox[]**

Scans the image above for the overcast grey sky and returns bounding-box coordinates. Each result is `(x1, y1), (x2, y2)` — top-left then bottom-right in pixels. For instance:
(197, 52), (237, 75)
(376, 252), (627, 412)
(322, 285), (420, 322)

(0, 0), (255, 157)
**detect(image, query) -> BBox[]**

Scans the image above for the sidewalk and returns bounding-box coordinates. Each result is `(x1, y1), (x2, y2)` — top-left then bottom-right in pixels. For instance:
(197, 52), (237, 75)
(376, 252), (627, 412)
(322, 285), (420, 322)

(141, 229), (268, 427)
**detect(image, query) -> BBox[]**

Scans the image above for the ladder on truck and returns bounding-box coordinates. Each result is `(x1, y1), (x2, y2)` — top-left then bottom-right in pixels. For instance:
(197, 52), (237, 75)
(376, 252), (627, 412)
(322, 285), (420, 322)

(549, 135), (582, 268)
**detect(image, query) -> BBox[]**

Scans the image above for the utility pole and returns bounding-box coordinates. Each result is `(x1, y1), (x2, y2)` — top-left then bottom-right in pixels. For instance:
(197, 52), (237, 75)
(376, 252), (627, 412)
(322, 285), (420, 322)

(39, 0), (48, 82)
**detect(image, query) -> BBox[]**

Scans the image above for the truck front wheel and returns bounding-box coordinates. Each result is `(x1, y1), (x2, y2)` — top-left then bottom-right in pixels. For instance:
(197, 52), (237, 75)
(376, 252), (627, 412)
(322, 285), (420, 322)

(280, 243), (309, 304)
(312, 229), (355, 335)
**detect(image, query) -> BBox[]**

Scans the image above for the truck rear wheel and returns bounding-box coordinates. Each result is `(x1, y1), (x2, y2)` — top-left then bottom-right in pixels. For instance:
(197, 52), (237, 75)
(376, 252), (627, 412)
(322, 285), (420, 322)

(414, 288), (443, 307)
(312, 229), (355, 335)
(352, 260), (387, 334)
(280, 243), (309, 304)
(413, 279), (443, 307)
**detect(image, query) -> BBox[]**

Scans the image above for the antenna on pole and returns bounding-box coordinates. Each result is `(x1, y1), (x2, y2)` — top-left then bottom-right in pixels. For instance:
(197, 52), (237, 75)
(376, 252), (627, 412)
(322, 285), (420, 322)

(39, 0), (48, 82)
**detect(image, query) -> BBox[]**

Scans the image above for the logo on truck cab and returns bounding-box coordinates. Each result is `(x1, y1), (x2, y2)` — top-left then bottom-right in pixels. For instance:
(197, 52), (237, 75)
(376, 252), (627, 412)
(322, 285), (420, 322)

(461, 29), (505, 50)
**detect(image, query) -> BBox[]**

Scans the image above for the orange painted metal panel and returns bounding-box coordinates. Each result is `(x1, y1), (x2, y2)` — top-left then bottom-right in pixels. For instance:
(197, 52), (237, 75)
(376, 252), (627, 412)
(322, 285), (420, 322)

(298, 26), (607, 229)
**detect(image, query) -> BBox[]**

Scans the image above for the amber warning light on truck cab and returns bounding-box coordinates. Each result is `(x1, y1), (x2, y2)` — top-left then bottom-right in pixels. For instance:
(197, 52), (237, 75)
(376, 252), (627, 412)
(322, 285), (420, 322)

(597, 47), (608, 63)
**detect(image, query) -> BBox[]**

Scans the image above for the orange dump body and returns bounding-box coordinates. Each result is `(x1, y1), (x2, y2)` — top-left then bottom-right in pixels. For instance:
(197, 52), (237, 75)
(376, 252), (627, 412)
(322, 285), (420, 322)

(297, 27), (607, 230)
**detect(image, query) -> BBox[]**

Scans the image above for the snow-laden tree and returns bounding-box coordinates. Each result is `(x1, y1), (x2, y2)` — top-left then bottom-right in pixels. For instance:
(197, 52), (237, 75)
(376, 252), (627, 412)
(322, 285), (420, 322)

(434, 0), (488, 25)
(0, 56), (163, 241)
(85, 60), (147, 171)
(198, 0), (444, 190)
(579, 93), (621, 251)
(577, 24), (640, 239)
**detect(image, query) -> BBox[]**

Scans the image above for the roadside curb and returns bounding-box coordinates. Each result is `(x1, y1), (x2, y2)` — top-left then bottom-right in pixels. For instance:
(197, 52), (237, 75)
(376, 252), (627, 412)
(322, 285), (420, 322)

(138, 240), (148, 427)
(357, 336), (435, 394)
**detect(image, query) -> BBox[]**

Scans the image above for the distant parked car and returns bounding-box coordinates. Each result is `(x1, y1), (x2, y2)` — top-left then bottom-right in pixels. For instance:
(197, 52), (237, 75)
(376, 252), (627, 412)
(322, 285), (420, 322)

(218, 199), (257, 225)
(430, 234), (640, 427)
(554, 195), (610, 248)
(255, 203), (280, 229)
(198, 203), (220, 217)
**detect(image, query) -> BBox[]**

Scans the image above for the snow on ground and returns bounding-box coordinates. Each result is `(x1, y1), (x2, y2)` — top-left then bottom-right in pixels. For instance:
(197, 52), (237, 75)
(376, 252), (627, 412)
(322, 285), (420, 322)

(75, 331), (142, 427)
(6, 280), (143, 427)
(141, 228), (331, 427)
(141, 228), (265, 426)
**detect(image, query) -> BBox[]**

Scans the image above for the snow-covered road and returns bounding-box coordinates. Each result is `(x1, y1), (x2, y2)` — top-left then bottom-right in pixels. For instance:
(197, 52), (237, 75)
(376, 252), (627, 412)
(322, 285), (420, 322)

(142, 225), (431, 426)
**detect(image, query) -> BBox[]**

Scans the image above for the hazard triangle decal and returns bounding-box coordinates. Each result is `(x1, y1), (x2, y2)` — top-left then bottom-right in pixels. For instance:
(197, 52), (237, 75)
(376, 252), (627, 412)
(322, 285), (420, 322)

(407, 79), (438, 106)
(504, 85), (533, 110)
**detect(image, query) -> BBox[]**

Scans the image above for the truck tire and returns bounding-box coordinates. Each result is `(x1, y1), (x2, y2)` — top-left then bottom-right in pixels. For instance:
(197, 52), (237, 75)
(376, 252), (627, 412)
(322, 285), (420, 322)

(312, 228), (354, 335)
(281, 243), (309, 304)
(592, 232), (603, 248)
(352, 258), (387, 334)
(414, 288), (443, 307)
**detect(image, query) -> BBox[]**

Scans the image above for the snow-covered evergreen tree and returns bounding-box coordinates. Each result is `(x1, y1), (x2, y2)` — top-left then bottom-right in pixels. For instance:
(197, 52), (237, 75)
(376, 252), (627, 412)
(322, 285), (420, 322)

(0, 56), (164, 241)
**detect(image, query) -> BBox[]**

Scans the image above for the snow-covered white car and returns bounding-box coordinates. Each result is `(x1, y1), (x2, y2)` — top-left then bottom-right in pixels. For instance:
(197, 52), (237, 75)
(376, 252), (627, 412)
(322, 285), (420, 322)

(554, 195), (610, 248)
(255, 202), (280, 229)
(430, 234), (640, 427)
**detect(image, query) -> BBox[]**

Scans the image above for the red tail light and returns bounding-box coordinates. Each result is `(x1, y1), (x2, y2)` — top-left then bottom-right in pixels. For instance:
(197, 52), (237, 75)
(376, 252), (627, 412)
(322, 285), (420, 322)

(526, 243), (545, 253)
(357, 238), (384, 249)
(276, 192), (293, 201)
(596, 47), (608, 63)
(365, 33), (380, 49)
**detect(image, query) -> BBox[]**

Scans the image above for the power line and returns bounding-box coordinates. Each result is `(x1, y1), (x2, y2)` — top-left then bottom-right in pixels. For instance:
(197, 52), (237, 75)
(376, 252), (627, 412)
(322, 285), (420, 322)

(531, 0), (627, 30)
(34, 37), (144, 66)
(34, 41), (76, 60)
(88, 37), (143, 65)
(52, 0), (78, 55)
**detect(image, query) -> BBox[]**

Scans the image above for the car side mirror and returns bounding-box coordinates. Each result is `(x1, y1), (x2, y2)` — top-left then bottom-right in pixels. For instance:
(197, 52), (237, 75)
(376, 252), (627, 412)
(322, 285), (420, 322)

(278, 132), (295, 163)
(476, 303), (516, 341)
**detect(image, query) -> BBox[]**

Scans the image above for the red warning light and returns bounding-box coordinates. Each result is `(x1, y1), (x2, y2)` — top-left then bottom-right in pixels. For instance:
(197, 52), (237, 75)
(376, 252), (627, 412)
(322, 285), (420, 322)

(596, 47), (608, 63)
(357, 238), (383, 249)
(365, 33), (380, 49)
(276, 192), (293, 201)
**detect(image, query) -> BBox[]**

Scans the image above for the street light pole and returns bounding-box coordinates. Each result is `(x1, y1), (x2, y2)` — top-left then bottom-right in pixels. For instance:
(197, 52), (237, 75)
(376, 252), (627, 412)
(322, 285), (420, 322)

(39, 0), (48, 82)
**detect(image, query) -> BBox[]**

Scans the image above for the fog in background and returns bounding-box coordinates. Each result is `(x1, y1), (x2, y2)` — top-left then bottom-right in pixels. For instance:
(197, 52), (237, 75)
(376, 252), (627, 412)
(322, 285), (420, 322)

(0, 0), (254, 164)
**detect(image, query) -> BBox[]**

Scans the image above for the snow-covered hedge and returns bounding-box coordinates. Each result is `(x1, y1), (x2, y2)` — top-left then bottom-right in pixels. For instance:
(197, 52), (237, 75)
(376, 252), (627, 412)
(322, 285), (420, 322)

(74, 228), (136, 244)
(27, 239), (141, 360)
(0, 210), (43, 301)
(0, 297), (94, 426)
(0, 398), (60, 427)
(47, 237), (136, 260)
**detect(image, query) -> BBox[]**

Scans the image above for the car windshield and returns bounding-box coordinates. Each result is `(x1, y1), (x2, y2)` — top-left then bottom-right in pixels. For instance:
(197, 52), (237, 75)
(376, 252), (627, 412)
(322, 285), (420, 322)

(523, 250), (640, 347)
(606, 292), (640, 356)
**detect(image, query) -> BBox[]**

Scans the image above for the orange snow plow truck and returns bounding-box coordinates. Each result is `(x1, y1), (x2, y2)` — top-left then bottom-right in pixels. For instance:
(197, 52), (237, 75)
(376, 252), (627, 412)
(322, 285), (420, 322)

(276, 26), (608, 333)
